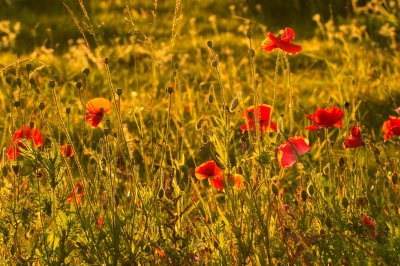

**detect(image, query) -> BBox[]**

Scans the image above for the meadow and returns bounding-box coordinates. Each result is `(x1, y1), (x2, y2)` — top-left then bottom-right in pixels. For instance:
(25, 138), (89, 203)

(0, 0), (400, 264)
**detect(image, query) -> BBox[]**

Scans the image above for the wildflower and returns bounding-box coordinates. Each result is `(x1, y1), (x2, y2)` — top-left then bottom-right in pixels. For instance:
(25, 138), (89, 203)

(361, 214), (377, 237)
(60, 143), (74, 157)
(382, 116), (400, 141)
(7, 125), (43, 161)
(306, 107), (344, 131)
(156, 247), (166, 258)
(344, 126), (364, 149)
(278, 136), (311, 168)
(195, 160), (223, 180)
(261, 27), (302, 54)
(85, 98), (112, 127)
(67, 183), (85, 206)
(195, 160), (225, 191)
(241, 104), (277, 133)
(231, 174), (244, 189)
(97, 216), (104, 229)
(210, 175), (224, 191)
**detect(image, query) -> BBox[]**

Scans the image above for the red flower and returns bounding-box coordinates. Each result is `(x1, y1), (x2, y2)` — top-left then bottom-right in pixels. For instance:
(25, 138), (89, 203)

(7, 125), (43, 161)
(67, 183), (85, 206)
(278, 136), (311, 168)
(97, 216), (104, 229)
(306, 107), (344, 130)
(241, 104), (277, 133)
(344, 126), (364, 149)
(210, 175), (224, 191)
(261, 27), (302, 54)
(195, 160), (223, 180)
(361, 214), (377, 237)
(231, 174), (244, 189)
(60, 143), (74, 158)
(85, 98), (112, 127)
(382, 116), (400, 141)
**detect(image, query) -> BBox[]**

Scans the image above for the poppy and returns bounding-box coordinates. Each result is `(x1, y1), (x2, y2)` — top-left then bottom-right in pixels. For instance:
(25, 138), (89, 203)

(60, 143), (74, 158)
(231, 174), (244, 189)
(261, 27), (302, 54)
(361, 214), (377, 237)
(344, 126), (364, 149)
(85, 98), (112, 127)
(241, 104), (277, 133)
(97, 216), (104, 229)
(195, 160), (223, 180)
(382, 116), (400, 141)
(7, 125), (43, 161)
(277, 136), (311, 168)
(210, 175), (224, 191)
(306, 107), (344, 130)
(67, 183), (85, 206)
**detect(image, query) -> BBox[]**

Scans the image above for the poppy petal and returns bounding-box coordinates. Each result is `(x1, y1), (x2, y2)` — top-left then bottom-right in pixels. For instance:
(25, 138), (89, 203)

(278, 137), (311, 168)
(276, 41), (302, 54)
(281, 27), (296, 43)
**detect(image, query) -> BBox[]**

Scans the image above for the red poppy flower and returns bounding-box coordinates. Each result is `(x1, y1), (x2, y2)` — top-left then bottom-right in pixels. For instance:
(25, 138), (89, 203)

(60, 143), (74, 158)
(210, 175), (224, 191)
(278, 136), (311, 168)
(306, 107), (344, 130)
(241, 104), (277, 133)
(67, 183), (85, 206)
(85, 98), (112, 127)
(195, 160), (223, 180)
(382, 116), (400, 141)
(97, 216), (104, 229)
(344, 126), (364, 149)
(231, 174), (244, 189)
(361, 214), (377, 237)
(261, 27), (302, 54)
(7, 125), (43, 161)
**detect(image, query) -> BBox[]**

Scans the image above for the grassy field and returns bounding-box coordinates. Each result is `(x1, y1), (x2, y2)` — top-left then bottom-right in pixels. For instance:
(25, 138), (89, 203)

(0, 0), (400, 264)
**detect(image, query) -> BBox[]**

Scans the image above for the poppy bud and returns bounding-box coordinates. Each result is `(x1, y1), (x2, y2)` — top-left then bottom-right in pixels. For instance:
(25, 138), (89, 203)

(16, 78), (22, 87)
(39, 102), (45, 110)
(12, 165), (19, 175)
(5, 77), (12, 85)
(211, 59), (218, 68)
(2, 166), (8, 177)
(174, 63), (179, 69)
(117, 88), (123, 96)
(76, 81), (82, 89)
(207, 40), (213, 49)
(106, 119), (111, 128)
(307, 184), (314, 196)
(29, 121), (34, 129)
(208, 94), (214, 104)
(48, 80), (55, 88)
(342, 197), (349, 209)
(201, 134), (208, 144)
(13, 101), (20, 108)
(82, 68), (90, 76)
(196, 117), (205, 130)
(344, 101), (350, 108)
(246, 30), (252, 39)
(104, 58), (109, 65)
(29, 78), (36, 86)
(339, 157), (345, 167)
(25, 63), (32, 72)
(230, 98), (239, 112)
(301, 190), (308, 201)
(248, 49), (255, 58)
(325, 217), (333, 228)
(271, 183), (279, 196)
(66, 107), (71, 115)
(392, 173), (398, 185)
(166, 86), (173, 94)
